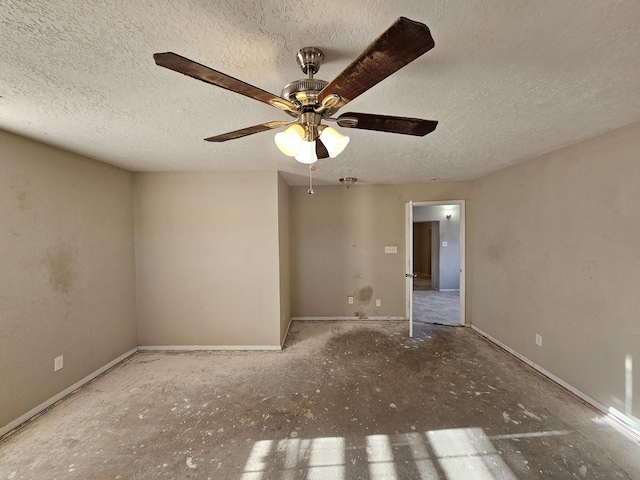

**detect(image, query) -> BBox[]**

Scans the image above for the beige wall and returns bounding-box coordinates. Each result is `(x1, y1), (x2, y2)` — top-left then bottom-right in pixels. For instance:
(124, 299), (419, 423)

(278, 174), (291, 344)
(290, 182), (471, 318)
(469, 121), (640, 419)
(5, 116), (638, 433)
(0, 130), (137, 430)
(134, 171), (282, 347)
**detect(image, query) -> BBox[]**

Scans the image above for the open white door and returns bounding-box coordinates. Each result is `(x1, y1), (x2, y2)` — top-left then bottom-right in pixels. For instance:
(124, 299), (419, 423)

(405, 201), (414, 337)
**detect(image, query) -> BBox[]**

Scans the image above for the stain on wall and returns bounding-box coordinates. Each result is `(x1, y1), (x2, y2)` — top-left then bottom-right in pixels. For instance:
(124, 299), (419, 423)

(357, 286), (373, 304)
(44, 246), (76, 294)
(484, 235), (520, 265)
(485, 237), (507, 263)
(14, 189), (27, 211)
(11, 178), (30, 211)
(352, 286), (375, 318)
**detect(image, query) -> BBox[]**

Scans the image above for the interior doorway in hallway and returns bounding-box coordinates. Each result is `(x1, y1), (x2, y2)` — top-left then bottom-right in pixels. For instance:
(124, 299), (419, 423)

(405, 201), (465, 336)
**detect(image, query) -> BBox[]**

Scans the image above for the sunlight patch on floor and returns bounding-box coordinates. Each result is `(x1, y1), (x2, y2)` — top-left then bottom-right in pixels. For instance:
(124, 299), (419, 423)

(428, 428), (517, 480)
(241, 427), (524, 479)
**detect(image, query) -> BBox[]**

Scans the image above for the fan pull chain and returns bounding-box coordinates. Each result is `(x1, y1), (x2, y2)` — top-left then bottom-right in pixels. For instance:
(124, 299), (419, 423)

(307, 165), (316, 195)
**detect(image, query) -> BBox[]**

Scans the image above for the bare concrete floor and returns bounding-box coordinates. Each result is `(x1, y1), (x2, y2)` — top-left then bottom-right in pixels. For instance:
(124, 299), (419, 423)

(1, 321), (639, 479)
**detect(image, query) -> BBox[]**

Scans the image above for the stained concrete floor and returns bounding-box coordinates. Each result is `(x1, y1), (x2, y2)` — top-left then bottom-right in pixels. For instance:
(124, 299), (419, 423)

(1, 321), (639, 479)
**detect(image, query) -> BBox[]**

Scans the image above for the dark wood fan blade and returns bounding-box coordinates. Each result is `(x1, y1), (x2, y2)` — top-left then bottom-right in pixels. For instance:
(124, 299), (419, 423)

(204, 120), (294, 142)
(316, 138), (330, 159)
(317, 17), (434, 109)
(337, 112), (438, 136)
(154, 52), (299, 115)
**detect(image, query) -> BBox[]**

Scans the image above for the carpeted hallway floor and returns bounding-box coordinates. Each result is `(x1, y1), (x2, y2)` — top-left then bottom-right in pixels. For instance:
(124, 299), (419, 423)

(412, 276), (460, 326)
(413, 290), (460, 326)
(1, 321), (638, 479)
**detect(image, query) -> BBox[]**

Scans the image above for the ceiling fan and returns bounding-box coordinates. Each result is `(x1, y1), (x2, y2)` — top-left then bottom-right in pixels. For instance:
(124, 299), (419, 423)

(153, 17), (438, 173)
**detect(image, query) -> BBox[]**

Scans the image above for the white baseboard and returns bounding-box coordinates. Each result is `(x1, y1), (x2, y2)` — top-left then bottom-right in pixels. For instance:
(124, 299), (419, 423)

(438, 289), (459, 292)
(471, 325), (640, 440)
(0, 347), (138, 439)
(280, 317), (293, 349)
(291, 316), (407, 321)
(138, 344), (282, 351)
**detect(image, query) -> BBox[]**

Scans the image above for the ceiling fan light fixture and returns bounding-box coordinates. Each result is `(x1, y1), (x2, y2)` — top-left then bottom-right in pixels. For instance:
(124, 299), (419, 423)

(319, 126), (350, 158)
(274, 124), (305, 156)
(339, 177), (357, 189)
(295, 140), (318, 164)
(155, 18), (438, 171)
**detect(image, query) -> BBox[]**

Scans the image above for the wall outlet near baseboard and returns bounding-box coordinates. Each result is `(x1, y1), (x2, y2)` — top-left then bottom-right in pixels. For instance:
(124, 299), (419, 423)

(376, 299), (381, 307)
(348, 296), (354, 305)
(535, 334), (542, 347)
(54, 355), (64, 371)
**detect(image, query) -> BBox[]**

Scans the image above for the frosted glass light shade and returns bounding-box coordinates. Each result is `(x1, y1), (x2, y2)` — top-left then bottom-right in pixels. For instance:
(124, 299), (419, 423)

(274, 124), (304, 157)
(319, 127), (350, 158)
(295, 140), (318, 164)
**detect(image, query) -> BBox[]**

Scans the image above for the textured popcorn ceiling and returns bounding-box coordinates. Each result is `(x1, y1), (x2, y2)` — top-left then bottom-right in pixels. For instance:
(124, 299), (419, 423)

(1, 1), (640, 185)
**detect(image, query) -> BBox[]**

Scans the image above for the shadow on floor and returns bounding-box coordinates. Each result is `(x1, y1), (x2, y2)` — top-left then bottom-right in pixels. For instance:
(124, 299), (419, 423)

(1, 321), (638, 479)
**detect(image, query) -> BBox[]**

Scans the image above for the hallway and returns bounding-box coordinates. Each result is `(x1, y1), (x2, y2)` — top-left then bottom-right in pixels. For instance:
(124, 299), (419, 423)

(413, 276), (460, 326)
(413, 290), (460, 326)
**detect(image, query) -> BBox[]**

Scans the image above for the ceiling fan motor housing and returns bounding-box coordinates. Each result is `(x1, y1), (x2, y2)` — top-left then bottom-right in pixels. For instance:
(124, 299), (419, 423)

(281, 47), (338, 117)
(296, 46), (324, 75)
(282, 78), (328, 107)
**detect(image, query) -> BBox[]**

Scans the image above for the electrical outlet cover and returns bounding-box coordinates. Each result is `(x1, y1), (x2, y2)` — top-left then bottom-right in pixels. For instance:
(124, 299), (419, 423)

(54, 355), (64, 371)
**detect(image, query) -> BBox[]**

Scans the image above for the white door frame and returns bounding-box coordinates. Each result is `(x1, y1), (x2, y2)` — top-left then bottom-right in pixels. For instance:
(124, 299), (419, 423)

(405, 201), (414, 336)
(405, 200), (466, 334)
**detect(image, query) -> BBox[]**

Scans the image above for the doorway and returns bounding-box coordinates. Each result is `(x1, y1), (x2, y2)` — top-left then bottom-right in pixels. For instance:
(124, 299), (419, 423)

(405, 201), (465, 336)
(412, 221), (438, 291)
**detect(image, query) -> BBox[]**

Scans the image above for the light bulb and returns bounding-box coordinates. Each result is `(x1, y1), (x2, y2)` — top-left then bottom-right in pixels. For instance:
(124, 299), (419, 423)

(295, 140), (318, 164)
(275, 124), (304, 157)
(319, 127), (350, 158)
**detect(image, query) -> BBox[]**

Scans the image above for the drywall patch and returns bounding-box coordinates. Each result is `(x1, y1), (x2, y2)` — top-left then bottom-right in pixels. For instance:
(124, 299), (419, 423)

(44, 246), (76, 294)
